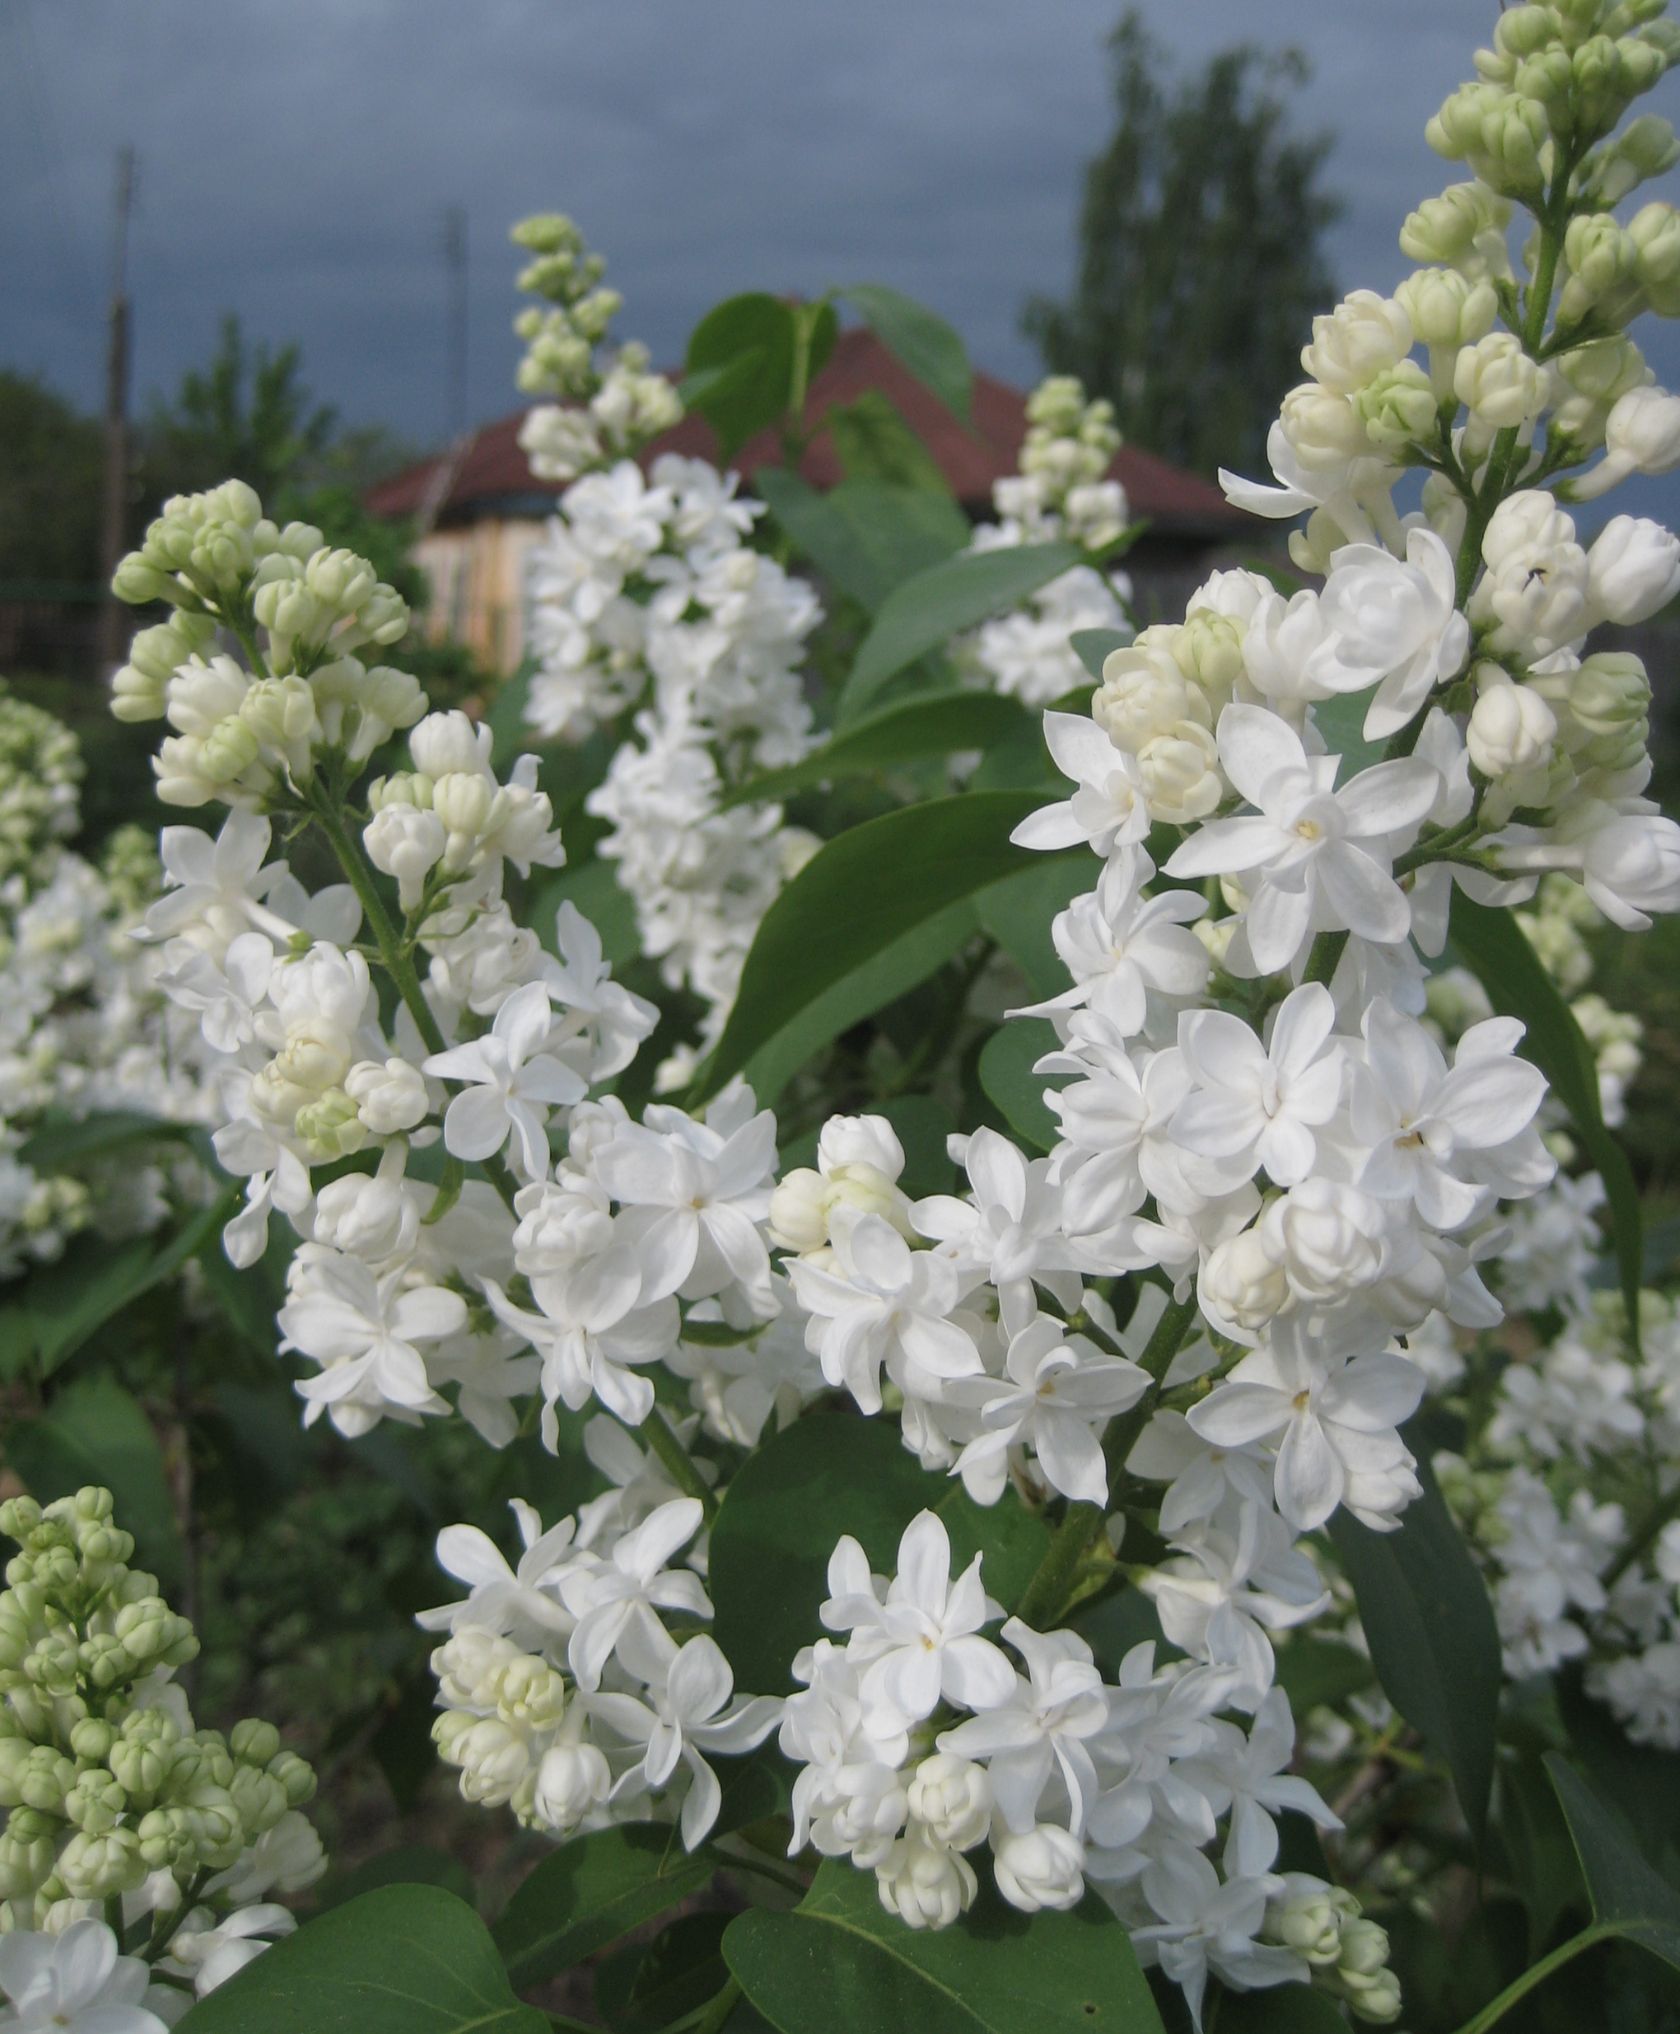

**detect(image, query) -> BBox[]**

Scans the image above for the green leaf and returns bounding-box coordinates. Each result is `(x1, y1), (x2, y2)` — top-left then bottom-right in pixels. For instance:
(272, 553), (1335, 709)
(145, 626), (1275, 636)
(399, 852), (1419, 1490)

(530, 856), (640, 969)
(1313, 683), (1385, 776)
(840, 543), (1086, 723)
(316, 1845), (477, 1911)
(493, 1823), (717, 1989)
(18, 1110), (199, 1173)
(977, 1020), (1062, 1156)
(724, 1862), (1163, 2034)
(685, 294), (800, 459)
(708, 1412), (1049, 1697)
(742, 899), (977, 1108)
(723, 691), (1034, 811)
(596, 1912), (731, 2034)
(5, 1190), (235, 1381)
(176, 1885), (546, 2033)
(1546, 1754), (1680, 1974)
(1213, 1982), (1349, 2031)
(1448, 891), (1644, 1351)
(484, 659), (537, 772)
(840, 283), (972, 423)
(1069, 628), (1127, 684)
(977, 854), (1095, 999)
(827, 390), (952, 493)
(1271, 1636), (1376, 1717)
(1329, 1455), (1501, 1849)
(874, 1094), (958, 1198)
(686, 792), (1046, 1106)
(754, 469), (970, 612)
(4, 1374), (184, 1589)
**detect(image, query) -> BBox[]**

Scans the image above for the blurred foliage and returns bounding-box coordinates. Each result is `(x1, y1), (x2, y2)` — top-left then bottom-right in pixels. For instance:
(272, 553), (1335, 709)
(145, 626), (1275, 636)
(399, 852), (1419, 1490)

(1024, 10), (1339, 476)
(0, 373), (105, 591)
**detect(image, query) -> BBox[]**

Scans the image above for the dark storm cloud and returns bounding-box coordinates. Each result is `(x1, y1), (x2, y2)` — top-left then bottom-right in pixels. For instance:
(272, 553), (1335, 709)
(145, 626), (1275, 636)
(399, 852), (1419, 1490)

(4, 0), (1676, 458)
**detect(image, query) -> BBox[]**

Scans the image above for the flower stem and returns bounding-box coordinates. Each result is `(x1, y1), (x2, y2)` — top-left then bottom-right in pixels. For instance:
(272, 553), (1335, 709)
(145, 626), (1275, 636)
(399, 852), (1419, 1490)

(643, 1403), (720, 1520)
(1014, 1290), (1199, 1630)
(1448, 1923), (1616, 2034)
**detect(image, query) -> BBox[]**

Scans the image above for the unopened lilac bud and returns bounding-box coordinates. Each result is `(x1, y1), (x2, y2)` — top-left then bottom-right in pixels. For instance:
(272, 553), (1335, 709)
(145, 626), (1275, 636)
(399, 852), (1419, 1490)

(530, 1742), (611, 1833)
(906, 1755), (991, 1851)
(1468, 677), (1558, 776)
(992, 1824), (1086, 1913)
(410, 711), (490, 779)
(1454, 332), (1548, 428)
(875, 1834), (977, 1931)
(344, 1057), (430, 1136)
(57, 1826), (146, 1900)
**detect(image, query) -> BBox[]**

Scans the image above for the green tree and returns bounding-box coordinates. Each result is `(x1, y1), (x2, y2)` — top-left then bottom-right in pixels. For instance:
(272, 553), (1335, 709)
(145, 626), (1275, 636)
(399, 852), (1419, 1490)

(1024, 12), (1340, 477)
(140, 313), (342, 507)
(0, 373), (104, 591)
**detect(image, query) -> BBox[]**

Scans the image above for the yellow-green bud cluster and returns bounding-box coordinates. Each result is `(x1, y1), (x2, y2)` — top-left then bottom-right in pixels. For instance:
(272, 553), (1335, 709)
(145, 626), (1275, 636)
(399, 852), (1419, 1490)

(0, 1489), (318, 1931)
(1019, 375), (1122, 510)
(108, 483), (425, 809)
(510, 212), (621, 402)
(0, 684), (83, 888)
(1266, 1876), (1402, 2025)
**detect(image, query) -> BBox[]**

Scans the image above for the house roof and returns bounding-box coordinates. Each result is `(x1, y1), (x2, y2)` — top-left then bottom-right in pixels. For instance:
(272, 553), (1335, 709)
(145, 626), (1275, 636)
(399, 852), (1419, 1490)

(364, 326), (1248, 538)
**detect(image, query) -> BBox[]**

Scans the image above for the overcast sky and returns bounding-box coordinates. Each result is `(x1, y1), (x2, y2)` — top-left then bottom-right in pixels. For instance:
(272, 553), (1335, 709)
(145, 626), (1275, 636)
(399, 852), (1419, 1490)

(5, 0), (1678, 482)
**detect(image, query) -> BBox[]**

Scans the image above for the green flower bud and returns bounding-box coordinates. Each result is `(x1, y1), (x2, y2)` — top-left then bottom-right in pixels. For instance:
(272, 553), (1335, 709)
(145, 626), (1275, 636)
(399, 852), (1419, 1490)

(57, 1826), (145, 1900)
(68, 1719), (115, 1764)
(229, 1765), (288, 1835)
(64, 1768), (127, 1835)
(294, 1087), (369, 1162)
(197, 715), (263, 785)
(231, 1719), (282, 1767)
(1354, 360), (1440, 447)
(269, 1750), (317, 1808)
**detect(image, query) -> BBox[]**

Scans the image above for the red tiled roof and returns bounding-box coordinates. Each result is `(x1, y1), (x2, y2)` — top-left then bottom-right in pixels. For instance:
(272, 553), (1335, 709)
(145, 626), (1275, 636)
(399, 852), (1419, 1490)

(365, 327), (1246, 536)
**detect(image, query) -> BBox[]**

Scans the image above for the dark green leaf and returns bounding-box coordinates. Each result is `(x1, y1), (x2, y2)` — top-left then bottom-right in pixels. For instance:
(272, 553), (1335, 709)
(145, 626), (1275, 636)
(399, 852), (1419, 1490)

(686, 792), (1046, 1106)
(493, 1824), (717, 1989)
(1313, 683), (1385, 776)
(723, 692), (1034, 811)
(724, 1862), (1163, 2034)
(484, 659), (537, 772)
(840, 544), (1086, 723)
(196, 1220), (292, 1359)
(827, 390), (952, 493)
(2, 1191), (234, 1382)
(1546, 1753), (1680, 1975)
(176, 1885), (546, 2033)
(597, 1912), (731, 2034)
(1069, 628), (1128, 684)
(5, 1374), (184, 1589)
(1213, 1982), (1348, 2031)
(977, 1020), (1062, 1156)
(1449, 891), (1643, 1351)
(317, 1845), (477, 1912)
(1329, 1456), (1501, 1849)
(840, 283), (972, 422)
(530, 857), (640, 969)
(685, 295), (799, 459)
(740, 900), (977, 1108)
(753, 470), (970, 612)
(18, 1110), (197, 1173)
(874, 1094), (958, 1199)
(709, 1412), (1048, 1697)
(977, 854), (1095, 998)
(1271, 1636), (1375, 1717)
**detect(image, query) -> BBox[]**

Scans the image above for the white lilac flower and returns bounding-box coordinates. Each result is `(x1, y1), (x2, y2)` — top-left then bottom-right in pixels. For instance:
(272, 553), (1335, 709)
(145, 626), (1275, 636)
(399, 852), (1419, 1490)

(1164, 706), (1438, 973)
(0, 1920), (167, 2034)
(820, 1511), (1015, 1726)
(589, 1632), (780, 1849)
(1188, 1318), (1425, 1533)
(424, 979), (587, 1179)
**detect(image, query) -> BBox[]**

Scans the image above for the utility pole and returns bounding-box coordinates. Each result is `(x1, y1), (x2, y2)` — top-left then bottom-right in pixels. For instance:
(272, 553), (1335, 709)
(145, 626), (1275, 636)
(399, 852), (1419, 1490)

(443, 205), (468, 442)
(96, 145), (136, 674)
